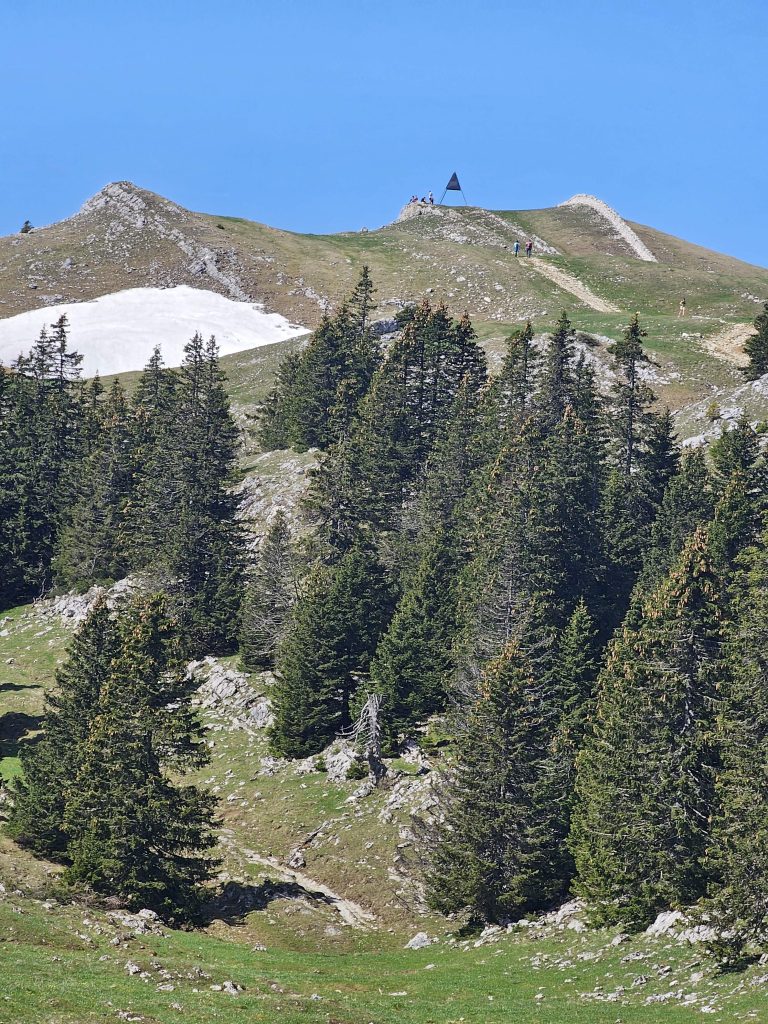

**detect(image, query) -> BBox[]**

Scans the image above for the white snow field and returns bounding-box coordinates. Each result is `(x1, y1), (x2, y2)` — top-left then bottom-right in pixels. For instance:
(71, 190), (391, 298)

(0, 286), (308, 376)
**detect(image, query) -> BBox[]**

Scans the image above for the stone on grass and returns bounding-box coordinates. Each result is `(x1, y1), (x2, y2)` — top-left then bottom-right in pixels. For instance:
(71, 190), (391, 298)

(405, 931), (431, 950)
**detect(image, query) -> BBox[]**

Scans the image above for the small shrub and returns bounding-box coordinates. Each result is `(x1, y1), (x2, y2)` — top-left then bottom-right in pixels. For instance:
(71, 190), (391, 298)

(347, 757), (369, 781)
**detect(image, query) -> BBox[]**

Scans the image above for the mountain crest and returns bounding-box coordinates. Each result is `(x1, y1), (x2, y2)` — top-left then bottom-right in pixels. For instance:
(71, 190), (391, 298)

(75, 180), (192, 228)
(559, 194), (658, 262)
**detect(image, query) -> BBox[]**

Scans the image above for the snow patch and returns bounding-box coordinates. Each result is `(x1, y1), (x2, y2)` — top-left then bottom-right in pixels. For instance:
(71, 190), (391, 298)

(560, 194), (657, 262)
(0, 286), (308, 376)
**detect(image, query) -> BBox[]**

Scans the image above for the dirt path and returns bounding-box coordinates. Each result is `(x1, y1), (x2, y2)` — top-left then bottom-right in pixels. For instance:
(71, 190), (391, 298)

(700, 322), (751, 366)
(224, 838), (376, 929)
(529, 258), (619, 313)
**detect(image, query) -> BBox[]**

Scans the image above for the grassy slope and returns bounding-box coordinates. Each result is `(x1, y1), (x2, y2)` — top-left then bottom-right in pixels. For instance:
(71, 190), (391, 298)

(4, 862), (768, 1022)
(3, 183), (765, 436)
(5, 607), (768, 1022)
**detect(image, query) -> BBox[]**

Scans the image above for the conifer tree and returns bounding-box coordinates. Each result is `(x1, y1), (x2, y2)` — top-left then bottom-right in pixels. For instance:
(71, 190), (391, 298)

(705, 533), (768, 953)
(270, 547), (393, 757)
(708, 419), (767, 576)
(62, 595), (218, 922)
(608, 314), (654, 475)
(635, 449), (714, 596)
(551, 599), (600, 805)
(1, 321), (85, 605)
(456, 418), (561, 678)
(287, 313), (351, 449)
(318, 301), (486, 537)
(258, 350), (301, 451)
(391, 377), (486, 582)
(742, 301), (768, 380)
(476, 321), (538, 459)
(370, 526), (459, 743)
(7, 601), (119, 856)
(571, 528), (724, 926)
(54, 381), (134, 588)
(538, 312), (576, 427)
(130, 336), (243, 653)
(426, 637), (570, 923)
(126, 346), (180, 568)
(639, 407), (680, 506)
(240, 511), (299, 670)
(261, 268), (382, 451)
(497, 321), (538, 424)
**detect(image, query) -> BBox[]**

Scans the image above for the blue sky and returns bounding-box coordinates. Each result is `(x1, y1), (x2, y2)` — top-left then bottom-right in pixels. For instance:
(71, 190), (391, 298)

(1, 0), (766, 264)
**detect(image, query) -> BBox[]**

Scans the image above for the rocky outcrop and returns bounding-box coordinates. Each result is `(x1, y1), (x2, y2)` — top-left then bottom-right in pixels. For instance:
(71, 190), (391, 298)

(76, 182), (251, 300)
(189, 657), (273, 732)
(36, 576), (145, 627)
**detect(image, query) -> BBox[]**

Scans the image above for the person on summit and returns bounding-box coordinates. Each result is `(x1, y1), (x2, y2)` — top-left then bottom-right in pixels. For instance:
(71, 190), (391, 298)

(428, 191), (434, 205)
(525, 239), (533, 257)
(514, 239), (520, 257)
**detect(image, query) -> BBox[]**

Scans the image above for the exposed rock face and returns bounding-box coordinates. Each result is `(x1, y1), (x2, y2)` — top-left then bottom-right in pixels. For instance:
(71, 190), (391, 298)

(75, 181), (251, 301)
(36, 576), (145, 626)
(189, 657), (273, 732)
(236, 449), (318, 542)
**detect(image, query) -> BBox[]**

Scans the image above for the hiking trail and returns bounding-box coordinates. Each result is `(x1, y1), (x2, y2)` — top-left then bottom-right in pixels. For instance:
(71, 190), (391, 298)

(220, 836), (376, 930)
(529, 257), (620, 313)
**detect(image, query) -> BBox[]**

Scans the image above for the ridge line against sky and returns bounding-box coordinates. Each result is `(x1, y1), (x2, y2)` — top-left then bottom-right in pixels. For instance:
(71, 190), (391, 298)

(1, 0), (767, 266)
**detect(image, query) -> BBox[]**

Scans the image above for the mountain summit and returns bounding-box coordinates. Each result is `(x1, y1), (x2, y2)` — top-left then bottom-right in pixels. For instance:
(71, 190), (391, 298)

(1, 182), (767, 437)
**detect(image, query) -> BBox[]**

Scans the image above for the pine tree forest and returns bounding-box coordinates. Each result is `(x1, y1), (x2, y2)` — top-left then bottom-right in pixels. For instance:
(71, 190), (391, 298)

(4, 270), (768, 956)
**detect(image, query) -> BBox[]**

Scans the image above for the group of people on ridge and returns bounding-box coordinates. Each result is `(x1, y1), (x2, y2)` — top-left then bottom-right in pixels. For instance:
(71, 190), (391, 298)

(409, 192), (435, 205)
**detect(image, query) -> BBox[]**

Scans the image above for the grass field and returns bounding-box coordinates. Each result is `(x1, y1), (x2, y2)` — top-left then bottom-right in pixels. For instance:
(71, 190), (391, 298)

(4, 885), (768, 1024)
(4, 600), (768, 1022)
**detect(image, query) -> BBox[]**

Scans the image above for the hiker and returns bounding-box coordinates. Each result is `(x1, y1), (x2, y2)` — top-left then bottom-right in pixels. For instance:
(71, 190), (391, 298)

(525, 240), (533, 257)
(428, 191), (434, 205)
(679, 297), (687, 317)
(513, 240), (520, 257)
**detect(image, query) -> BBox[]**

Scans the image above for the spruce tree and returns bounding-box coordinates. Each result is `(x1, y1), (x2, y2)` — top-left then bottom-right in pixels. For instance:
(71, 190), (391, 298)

(608, 314), (654, 475)
(262, 268), (382, 452)
(571, 528), (724, 926)
(742, 301), (768, 380)
(426, 636), (570, 923)
(62, 595), (218, 922)
(7, 601), (119, 856)
(258, 350), (301, 451)
(635, 449), (714, 595)
(370, 526), (459, 743)
(315, 301), (486, 538)
(705, 533), (768, 953)
(639, 407), (680, 507)
(54, 381), (134, 588)
(130, 336), (243, 653)
(708, 419), (768, 576)
(551, 599), (600, 806)
(538, 312), (576, 427)
(240, 511), (299, 670)
(1, 320), (85, 605)
(270, 547), (393, 757)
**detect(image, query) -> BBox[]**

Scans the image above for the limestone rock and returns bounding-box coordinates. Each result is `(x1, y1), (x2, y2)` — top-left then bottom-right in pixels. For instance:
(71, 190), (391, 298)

(645, 909), (685, 937)
(189, 656), (273, 732)
(405, 931), (432, 950)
